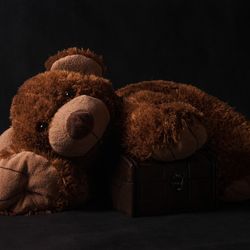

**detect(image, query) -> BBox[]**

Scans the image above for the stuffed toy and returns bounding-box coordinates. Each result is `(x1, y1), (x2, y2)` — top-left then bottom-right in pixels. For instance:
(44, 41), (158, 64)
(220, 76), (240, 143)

(116, 81), (250, 202)
(0, 48), (118, 215)
(1, 47), (250, 215)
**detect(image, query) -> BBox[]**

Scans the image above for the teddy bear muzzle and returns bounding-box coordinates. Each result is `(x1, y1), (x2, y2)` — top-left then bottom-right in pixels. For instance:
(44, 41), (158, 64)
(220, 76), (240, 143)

(49, 95), (110, 157)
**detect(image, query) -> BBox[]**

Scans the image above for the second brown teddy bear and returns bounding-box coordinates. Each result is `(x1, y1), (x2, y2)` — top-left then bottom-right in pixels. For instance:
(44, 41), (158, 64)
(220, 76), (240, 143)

(116, 80), (250, 202)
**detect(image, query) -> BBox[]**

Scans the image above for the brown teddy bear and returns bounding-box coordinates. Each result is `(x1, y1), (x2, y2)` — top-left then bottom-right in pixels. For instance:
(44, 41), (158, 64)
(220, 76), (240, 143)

(0, 48), (118, 215)
(116, 80), (250, 202)
(1, 47), (250, 215)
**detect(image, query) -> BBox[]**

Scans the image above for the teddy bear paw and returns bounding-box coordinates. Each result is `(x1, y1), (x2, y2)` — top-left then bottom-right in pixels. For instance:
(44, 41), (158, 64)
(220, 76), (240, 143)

(0, 151), (59, 214)
(152, 118), (207, 162)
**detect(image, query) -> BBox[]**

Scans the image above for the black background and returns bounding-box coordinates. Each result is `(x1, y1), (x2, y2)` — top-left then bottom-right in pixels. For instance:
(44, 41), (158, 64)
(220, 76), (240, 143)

(1, 2), (250, 249)
(0, 0), (249, 133)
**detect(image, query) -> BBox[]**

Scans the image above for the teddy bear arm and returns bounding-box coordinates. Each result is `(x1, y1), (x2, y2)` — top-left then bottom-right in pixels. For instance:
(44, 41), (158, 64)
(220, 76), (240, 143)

(0, 128), (13, 153)
(122, 101), (207, 162)
(152, 102), (208, 161)
(0, 151), (59, 214)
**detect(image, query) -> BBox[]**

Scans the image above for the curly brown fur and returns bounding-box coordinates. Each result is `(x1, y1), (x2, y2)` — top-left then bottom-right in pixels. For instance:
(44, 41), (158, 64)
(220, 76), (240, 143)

(11, 71), (118, 155)
(45, 47), (106, 73)
(3, 69), (119, 213)
(50, 158), (89, 211)
(117, 80), (250, 198)
(119, 100), (203, 160)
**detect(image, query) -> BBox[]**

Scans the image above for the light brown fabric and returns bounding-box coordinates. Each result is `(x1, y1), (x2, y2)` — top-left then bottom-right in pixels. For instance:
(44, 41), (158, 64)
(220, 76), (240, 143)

(51, 54), (103, 76)
(152, 118), (207, 161)
(0, 128), (13, 152)
(45, 47), (106, 74)
(0, 151), (59, 214)
(49, 95), (110, 157)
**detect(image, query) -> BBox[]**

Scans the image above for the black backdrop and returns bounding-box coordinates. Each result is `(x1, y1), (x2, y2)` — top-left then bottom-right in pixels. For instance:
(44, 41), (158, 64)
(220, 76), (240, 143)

(0, 0), (249, 133)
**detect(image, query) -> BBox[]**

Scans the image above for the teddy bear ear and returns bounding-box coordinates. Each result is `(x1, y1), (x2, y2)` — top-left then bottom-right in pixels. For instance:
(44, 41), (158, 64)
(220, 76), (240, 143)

(44, 47), (106, 77)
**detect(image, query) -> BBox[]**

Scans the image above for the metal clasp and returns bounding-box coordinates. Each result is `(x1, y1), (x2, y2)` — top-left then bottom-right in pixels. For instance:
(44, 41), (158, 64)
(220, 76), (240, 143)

(171, 173), (185, 191)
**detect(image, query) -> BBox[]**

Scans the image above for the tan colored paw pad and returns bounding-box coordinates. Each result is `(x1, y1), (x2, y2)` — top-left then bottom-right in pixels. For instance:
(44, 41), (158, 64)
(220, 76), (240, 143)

(152, 119), (207, 162)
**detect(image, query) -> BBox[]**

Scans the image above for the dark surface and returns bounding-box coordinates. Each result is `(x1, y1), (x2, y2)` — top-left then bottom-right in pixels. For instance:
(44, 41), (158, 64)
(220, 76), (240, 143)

(0, 0), (250, 132)
(1, 204), (250, 250)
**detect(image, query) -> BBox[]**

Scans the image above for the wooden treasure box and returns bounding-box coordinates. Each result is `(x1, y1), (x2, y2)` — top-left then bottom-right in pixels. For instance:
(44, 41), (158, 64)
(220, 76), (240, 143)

(112, 149), (217, 217)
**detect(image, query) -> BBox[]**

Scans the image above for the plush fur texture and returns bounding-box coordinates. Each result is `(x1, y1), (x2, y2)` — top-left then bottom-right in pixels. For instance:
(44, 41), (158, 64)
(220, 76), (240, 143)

(0, 151), (59, 214)
(2, 46), (250, 214)
(51, 55), (103, 76)
(0, 48), (119, 214)
(10, 71), (117, 154)
(45, 47), (106, 74)
(117, 80), (250, 201)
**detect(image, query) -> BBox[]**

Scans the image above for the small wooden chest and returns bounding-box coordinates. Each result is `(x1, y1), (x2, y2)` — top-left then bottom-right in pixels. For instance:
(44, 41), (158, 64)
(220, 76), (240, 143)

(112, 149), (217, 216)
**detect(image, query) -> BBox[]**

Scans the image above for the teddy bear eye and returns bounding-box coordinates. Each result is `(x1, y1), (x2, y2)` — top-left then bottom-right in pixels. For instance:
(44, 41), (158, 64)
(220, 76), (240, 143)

(64, 88), (76, 99)
(36, 121), (48, 132)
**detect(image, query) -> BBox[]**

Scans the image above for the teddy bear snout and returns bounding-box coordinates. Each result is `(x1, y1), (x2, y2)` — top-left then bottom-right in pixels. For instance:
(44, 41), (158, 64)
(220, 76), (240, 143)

(49, 95), (110, 157)
(66, 110), (94, 140)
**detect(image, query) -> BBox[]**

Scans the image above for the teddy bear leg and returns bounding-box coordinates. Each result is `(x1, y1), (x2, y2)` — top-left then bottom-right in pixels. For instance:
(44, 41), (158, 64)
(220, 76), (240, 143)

(220, 175), (250, 202)
(215, 120), (250, 202)
(0, 128), (13, 152)
(218, 157), (250, 202)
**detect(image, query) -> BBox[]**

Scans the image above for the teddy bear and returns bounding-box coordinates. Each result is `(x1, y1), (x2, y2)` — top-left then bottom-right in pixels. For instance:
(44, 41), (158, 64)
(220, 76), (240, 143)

(1, 47), (250, 216)
(0, 48), (119, 215)
(116, 80), (250, 202)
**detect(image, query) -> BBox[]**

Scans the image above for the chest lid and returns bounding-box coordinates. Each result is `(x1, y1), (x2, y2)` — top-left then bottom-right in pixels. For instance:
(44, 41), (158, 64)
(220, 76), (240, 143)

(113, 148), (216, 183)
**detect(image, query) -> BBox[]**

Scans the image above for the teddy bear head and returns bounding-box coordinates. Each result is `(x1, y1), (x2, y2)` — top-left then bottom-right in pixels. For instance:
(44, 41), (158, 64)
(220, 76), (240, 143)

(9, 48), (118, 159)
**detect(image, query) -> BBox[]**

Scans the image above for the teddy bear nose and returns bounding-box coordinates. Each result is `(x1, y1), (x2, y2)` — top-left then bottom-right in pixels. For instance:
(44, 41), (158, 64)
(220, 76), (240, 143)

(66, 110), (94, 139)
